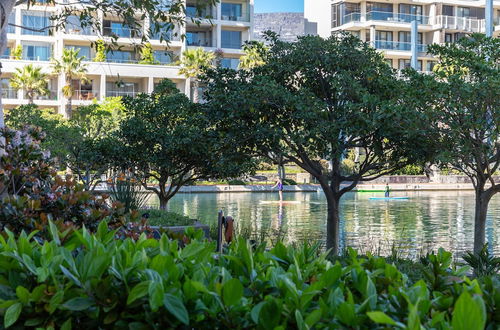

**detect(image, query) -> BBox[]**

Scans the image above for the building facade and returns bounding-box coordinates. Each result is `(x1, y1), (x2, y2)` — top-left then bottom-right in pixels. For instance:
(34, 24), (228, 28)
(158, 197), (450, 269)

(1, 0), (254, 114)
(305, 0), (500, 72)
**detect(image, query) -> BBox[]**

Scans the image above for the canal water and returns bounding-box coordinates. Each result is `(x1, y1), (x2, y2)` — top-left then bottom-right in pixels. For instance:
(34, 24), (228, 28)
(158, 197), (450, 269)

(149, 190), (500, 258)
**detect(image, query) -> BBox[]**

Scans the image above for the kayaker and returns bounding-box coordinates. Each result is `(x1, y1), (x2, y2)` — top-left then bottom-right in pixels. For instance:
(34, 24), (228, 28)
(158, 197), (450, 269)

(385, 183), (390, 197)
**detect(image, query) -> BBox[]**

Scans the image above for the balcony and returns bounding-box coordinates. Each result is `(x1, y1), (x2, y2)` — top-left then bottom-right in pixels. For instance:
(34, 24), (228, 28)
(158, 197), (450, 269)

(374, 40), (427, 53)
(186, 6), (213, 19)
(366, 11), (429, 24)
(34, 90), (58, 101)
(2, 88), (18, 99)
(186, 31), (213, 47)
(103, 25), (143, 39)
(433, 15), (485, 32)
(72, 90), (99, 101)
(343, 12), (361, 24)
(65, 26), (95, 36)
(22, 55), (51, 61)
(106, 90), (141, 98)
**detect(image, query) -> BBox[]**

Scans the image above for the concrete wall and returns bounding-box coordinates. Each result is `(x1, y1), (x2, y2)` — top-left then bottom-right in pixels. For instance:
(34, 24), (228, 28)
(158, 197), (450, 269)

(304, 0), (332, 37)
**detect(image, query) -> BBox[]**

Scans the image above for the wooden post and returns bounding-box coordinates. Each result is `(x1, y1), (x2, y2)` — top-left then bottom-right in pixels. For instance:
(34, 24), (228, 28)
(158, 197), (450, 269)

(216, 210), (224, 253)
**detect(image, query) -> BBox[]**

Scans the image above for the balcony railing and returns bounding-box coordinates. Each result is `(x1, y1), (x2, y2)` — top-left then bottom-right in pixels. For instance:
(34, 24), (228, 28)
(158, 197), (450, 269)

(374, 40), (428, 52)
(72, 90), (99, 101)
(106, 58), (139, 64)
(221, 11), (251, 22)
(187, 39), (213, 47)
(65, 26), (95, 36)
(22, 55), (51, 61)
(343, 12), (361, 24)
(366, 11), (429, 24)
(106, 90), (141, 98)
(432, 15), (485, 32)
(103, 26), (143, 39)
(2, 88), (18, 99)
(34, 90), (58, 101)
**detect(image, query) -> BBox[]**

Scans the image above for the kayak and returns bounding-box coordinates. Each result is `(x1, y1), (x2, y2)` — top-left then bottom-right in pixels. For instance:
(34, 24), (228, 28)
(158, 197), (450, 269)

(369, 197), (410, 200)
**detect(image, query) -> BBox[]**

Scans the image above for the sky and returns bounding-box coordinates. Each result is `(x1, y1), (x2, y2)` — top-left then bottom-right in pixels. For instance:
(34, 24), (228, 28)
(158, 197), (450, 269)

(254, 0), (304, 13)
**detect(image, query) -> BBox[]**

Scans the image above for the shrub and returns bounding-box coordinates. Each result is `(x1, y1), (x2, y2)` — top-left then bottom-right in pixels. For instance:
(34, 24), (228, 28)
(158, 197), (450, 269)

(11, 45), (22, 60)
(140, 209), (194, 226)
(109, 175), (149, 212)
(139, 43), (159, 65)
(283, 178), (297, 185)
(0, 226), (498, 329)
(463, 244), (500, 277)
(93, 40), (106, 62)
(394, 164), (425, 175)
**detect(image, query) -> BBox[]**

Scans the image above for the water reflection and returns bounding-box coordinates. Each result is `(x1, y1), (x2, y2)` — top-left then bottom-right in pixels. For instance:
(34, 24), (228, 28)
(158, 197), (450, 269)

(148, 190), (500, 257)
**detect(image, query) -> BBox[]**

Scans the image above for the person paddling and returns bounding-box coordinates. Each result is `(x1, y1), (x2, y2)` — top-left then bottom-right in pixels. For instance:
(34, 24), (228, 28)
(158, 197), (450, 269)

(272, 178), (284, 202)
(385, 183), (390, 197)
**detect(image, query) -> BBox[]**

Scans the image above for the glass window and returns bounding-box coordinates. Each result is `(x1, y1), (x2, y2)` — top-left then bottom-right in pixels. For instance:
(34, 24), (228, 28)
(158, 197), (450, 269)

(443, 6), (454, 16)
(376, 31), (393, 41)
(8, 13), (15, 34)
(399, 4), (422, 16)
(221, 58), (239, 69)
(2, 47), (10, 59)
(65, 15), (93, 35)
(398, 31), (423, 44)
(107, 50), (137, 63)
(221, 30), (242, 49)
(445, 33), (453, 43)
(154, 50), (173, 64)
(222, 3), (243, 20)
(399, 59), (422, 71)
(1, 78), (17, 99)
(64, 45), (91, 60)
(426, 61), (436, 72)
(457, 7), (470, 18)
(22, 11), (50, 35)
(103, 20), (142, 38)
(22, 42), (52, 61)
(367, 2), (393, 12)
(186, 31), (212, 47)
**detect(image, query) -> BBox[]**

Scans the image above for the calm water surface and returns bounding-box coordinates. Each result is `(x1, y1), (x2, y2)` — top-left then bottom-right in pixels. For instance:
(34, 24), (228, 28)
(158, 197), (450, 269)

(150, 190), (500, 258)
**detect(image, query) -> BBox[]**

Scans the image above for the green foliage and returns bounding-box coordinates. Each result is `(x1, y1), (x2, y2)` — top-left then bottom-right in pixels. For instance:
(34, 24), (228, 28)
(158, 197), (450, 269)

(11, 45), (22, 60)
(93, 40), (107, 62)
(393, 164), (425, 176)
(139, 43), (159, 65)
(239, 41), (268, 70)
(283, 178), (297, 185)
(227, 179), (246, 185)
(463, 244), (500, 278)
(140, 209), (193, 226)
(0, 229), (498, 329)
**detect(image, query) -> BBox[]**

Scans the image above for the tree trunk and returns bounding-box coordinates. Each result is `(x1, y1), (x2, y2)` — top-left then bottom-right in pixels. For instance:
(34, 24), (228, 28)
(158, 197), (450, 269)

(159, 196), (169, 210)
(325, 194), (341, 254)
(28, 91), (34, 104)
(192, 80), (199, 103)
(473, 189), (491, 255)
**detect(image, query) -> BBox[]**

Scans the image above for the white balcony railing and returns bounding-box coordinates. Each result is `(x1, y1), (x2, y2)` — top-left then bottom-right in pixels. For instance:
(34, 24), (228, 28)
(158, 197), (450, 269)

(72, 90), (99, 101)
(431, 15), (485, 32)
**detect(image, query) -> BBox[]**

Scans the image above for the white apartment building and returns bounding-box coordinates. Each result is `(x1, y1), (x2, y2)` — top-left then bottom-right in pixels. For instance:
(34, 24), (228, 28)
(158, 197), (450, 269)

(305, 0), (500, 72)
(1, 0), (254, 114)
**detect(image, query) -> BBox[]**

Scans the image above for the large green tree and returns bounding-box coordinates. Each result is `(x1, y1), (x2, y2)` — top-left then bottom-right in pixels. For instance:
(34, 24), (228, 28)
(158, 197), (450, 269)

(0, 0), (218, 129)
(10, 65), (49, 104)
(51, 48), (89, 118)
(204, 34), (432, 254)
(422, 34), (500, 255)
(113, 80), (254, 209)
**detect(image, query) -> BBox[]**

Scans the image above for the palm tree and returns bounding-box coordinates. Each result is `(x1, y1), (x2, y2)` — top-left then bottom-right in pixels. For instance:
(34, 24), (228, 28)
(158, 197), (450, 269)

(178, 48), (214, 103)
(239, 41), (267, 70)
(10, 64), (50, 104)
(51, 48), (89, 118)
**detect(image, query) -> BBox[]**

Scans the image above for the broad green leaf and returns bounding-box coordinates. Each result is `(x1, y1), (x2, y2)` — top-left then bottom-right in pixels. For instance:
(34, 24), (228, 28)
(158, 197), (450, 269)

(251, 301), (265, 324)
(367, 311), (397, 326)
(15, 286), (30, 304)
(180, 242), (205, 260)
(295, 310), (308, 330)
(4, 302), (22, 328)
(61, 318), (72, 330)
(127, 281), (149, 305)
(452, 291), (485, 330)
(62, 297), (94, 311)
(163, 294), (189, 325)
(222, 278), (244, 306)
(305, 308), (322, 327)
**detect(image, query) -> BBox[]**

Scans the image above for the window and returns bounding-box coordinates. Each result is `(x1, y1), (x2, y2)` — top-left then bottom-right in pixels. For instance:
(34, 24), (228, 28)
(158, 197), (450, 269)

(65, 15), (93, 35)
(221, 3), (243, 21)
(107, 50), (137, 63)
(154, 50), (173, 64)
(1, 78), (17, 99)
(103, 20), (142, 38)
(332, 2), (361, 27)
(72, 79), (95, 100)
(367, 2), (393, 12)
(399, 4), (425, 23)
(22, 42), (52, 61)
(445, 33), (453, 43)
(399, 59), (422, 71)
(367, 2), (393, 21)
(8, 13), (15, 34)
(22, 11), (50, 35)
(443, 6), (454, 16)
(457, 7), (470, 18)
(151, 22), (173, 40)
(426, 61), (436, 72)
(221, 30), (242, 49)
(2, 47), (10, 59)
(65, 46), (91, 60)
(186, 31), (212, 47)
(376, 30), (393, 41)
(221, 58), (239, 70)
(398, 31), (423, 44)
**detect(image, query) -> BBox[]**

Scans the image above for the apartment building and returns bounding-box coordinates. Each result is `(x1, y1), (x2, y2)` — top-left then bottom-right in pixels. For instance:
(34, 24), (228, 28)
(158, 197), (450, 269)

(305, 0), (500, 72)
(1, 0), (254, 114)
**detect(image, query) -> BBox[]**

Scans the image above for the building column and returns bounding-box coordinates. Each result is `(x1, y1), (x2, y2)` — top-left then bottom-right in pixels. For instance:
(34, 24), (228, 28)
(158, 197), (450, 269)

(369, 25), (376, 46)
(58, 73), (66, 117)
(100, 74), (106, 101)
(215, 24), (221, 48)
(147, 76), (154, 93)
(411, 20), (418, 70)
(360, 2), (367, 22)
(486, 0), (493, 37)
(185, 78), (191, 99)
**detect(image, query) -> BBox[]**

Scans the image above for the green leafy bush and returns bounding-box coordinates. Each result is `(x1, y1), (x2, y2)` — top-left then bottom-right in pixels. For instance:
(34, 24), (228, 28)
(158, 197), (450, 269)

(393, 164), (425, 175)
(227, 179), (246, 185)
(283, 178), (297, 185)
(109, 176), (149, 212)
(140, 209), (194, 226)
(0, 224), (498, 329)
